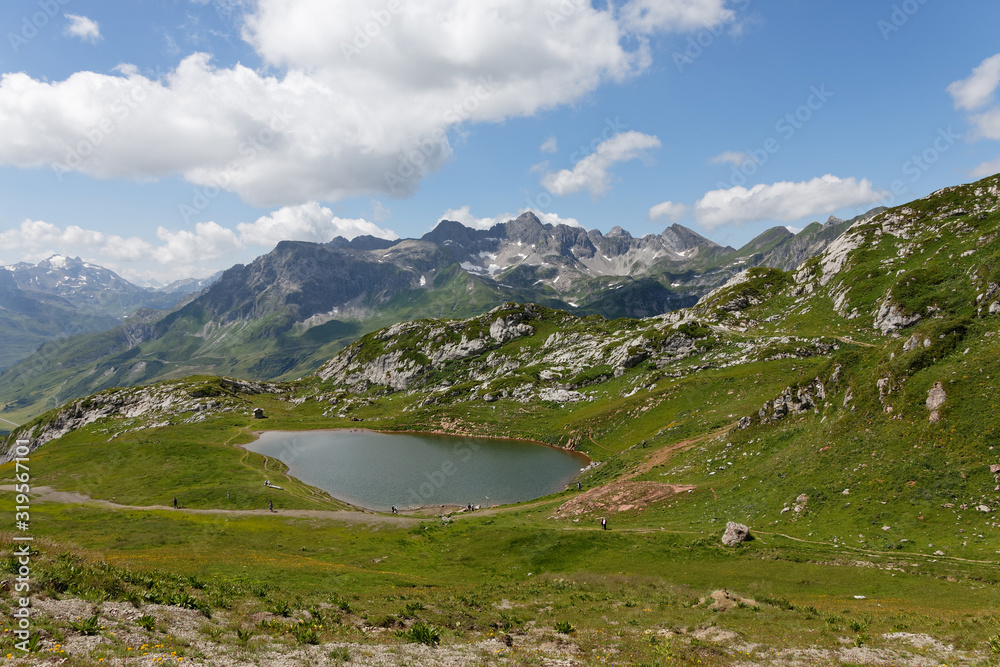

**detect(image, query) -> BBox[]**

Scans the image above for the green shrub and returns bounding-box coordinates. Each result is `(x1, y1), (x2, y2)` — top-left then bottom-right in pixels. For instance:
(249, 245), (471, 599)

(292, 622), (319, 645)
(402, 622), (441, 646)
(68, 614), (102, 636)
(554, 620), (575, 634)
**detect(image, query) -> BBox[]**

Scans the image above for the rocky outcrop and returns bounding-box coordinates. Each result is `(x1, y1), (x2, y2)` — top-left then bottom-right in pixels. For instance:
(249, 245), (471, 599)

(927, 382), (946, 422)
(741, 378), (825, 428)
(0, 378), (282, 463)
(317, 304), (539, 392)
(873, 297), (921, 336)
(489, 312), (534, 344)
(538, 388), (587, 403)
(722, 521), (751, 546)
(903, 333), (932, 353)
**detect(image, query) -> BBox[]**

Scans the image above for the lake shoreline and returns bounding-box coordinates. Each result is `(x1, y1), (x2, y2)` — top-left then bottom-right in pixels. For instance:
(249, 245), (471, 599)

(241, 427), (590, 513)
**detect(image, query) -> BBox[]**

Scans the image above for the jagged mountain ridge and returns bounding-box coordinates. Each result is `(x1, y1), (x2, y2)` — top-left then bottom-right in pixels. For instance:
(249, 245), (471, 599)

(0, 210), (874, 421)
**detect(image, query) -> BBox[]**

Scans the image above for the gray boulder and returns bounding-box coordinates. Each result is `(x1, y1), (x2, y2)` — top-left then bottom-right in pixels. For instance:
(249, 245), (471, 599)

(722, 521), (751, 546)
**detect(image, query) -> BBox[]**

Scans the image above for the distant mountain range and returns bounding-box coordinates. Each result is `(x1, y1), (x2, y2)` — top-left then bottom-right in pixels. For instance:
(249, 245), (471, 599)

(0, 255), (218, 371)
(0, 211), (879, 420)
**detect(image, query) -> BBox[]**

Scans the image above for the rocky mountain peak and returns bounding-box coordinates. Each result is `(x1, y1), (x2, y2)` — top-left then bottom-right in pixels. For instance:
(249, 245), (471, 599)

(660, 223), (719, 254)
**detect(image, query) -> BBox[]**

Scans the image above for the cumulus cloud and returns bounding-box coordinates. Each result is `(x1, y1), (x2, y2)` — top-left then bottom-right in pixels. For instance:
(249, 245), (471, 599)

(0, 219), (152, 262)
(64, 14), (102, 43)
(0, 0), (729, 206)
(948, 54), (1000, 111)
(439, 206), (506, 230)
(709, 150), (750, 167)
(534, 211), (582, 228)
(154, 221), (244, 264)
(238, 202), (398, 246)
(693, 175), (887, 229)
(648, 201), (688, 222)
(971, 107), (1000, 141)
(949, 54), (1000, 148)
(0, 205), (398, 283)
(541, 131), (661, 197)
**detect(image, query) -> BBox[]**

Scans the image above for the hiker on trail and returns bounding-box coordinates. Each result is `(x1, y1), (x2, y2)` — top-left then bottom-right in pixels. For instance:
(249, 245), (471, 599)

(577, 482), (581, 490)
(391, 505), (397, 515)
(173, 497), (177, 509)
(269, 500), (273, 512)
(601, 517), (607, 530)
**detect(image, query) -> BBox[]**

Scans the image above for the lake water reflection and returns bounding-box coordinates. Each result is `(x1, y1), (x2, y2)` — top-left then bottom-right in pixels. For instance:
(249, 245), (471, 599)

(244, 430), (589, 511)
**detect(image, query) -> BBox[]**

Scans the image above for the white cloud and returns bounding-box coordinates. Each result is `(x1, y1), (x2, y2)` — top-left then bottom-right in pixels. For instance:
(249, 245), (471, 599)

(0, 0), (723, 207)
(693, 175), (887, 229)
(620, 0), (734, 33)
(971, 107), (1000, 141)
(709, 150), (750, 167)
(970, 156), (1000, 179)
(439, 206), (581, 230)
(947, 54), (1000, 111)
(648, 201), (688, 222)
(64, 14), (102, 44)
(540, 135), (558, 154)
(0, 207), (398, 283)
(949, 55), (1000, 150)
(541, 131), (661, 197)
(0, 219), (152, 261)
(534, 211), (582, 228)
(154, 221), (244, 264)
(440, 206), (506, 230)
(238, 202), (398, 246)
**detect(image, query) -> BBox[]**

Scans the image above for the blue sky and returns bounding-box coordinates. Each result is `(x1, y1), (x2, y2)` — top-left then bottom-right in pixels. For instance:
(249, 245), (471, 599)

(1, 0), (999, 283)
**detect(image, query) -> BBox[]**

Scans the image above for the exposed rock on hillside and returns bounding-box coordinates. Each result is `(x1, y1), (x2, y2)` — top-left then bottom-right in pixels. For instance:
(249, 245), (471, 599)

(926, 382), (947, 423)
(314, 303), (733, 407)
(722, 521), (751, 546)
(738, 377), (828, 429)
(874, 296), (922, 336)
(1, 378), (283, 463)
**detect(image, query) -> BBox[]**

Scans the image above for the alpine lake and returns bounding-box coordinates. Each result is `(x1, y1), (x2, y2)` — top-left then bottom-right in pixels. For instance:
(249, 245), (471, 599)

(244, 429), (590, 511)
